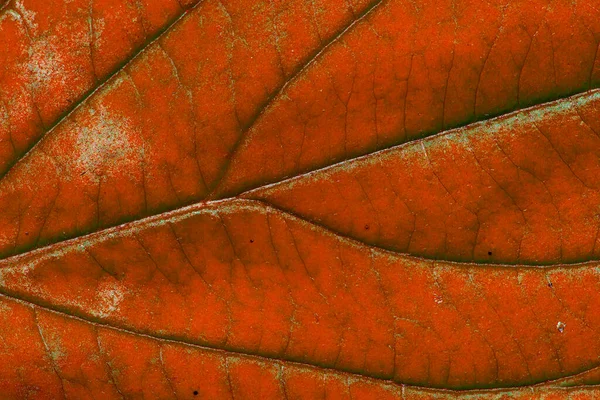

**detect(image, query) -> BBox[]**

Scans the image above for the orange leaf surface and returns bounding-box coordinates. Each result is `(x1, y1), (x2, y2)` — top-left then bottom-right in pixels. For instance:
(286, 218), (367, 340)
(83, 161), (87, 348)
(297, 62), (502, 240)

(1, 0), (600, 398)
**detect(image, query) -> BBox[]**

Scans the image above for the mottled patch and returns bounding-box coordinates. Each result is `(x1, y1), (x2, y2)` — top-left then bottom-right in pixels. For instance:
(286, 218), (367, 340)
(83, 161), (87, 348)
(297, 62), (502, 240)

(94, 280), (125, 318)
(68, 103), (143, 180)
(13, 0), (38, 33)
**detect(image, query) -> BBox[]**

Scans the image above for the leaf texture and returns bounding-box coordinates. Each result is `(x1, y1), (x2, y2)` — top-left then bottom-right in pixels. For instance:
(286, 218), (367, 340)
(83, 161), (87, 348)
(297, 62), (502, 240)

(1, 0), (600, 258)
(2, 295), (600, 399)
(246, 90), (600, 264)
(1, 0), (600, 398)
(3, 199), (600, 394)
(0, 0), (199, 175)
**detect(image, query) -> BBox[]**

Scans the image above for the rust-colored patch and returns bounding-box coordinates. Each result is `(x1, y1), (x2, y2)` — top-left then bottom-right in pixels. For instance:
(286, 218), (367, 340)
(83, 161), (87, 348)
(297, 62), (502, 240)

(1, 0), (600, 398)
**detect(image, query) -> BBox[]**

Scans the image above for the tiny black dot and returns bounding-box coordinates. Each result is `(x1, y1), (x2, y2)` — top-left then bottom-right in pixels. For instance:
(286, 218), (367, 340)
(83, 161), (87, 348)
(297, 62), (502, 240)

(364, 224), (370, 230)
(548, 282), (553, 288)
(193, 390), (199, 396)
(249, 239), (254, 243)
(487, 251), (492, 256)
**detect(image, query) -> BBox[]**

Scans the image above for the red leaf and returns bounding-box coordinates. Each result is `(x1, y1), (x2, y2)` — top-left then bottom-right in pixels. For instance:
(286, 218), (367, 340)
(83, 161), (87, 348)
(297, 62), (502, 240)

(1, 0), (600, 398)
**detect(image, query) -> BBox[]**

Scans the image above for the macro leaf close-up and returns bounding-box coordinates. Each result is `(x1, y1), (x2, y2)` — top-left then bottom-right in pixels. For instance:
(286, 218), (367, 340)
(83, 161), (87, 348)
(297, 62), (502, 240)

(1, 0), (600, 398)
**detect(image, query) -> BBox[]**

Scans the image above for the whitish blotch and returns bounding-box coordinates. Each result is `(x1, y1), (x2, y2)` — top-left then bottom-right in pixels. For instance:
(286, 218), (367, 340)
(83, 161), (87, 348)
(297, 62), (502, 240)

(94, 280), (125, 318)
(71, 104), (142, 179)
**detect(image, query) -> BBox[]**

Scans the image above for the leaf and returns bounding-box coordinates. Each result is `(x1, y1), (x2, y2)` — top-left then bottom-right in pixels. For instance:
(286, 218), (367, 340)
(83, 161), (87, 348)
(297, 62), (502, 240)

(0, 0), (199, 176)
(3, 199), (600, 396)
(1, 0), (600, 398)
(2, 295), (600, 400)
(246, 91), (600, 264)
(1, 0), (599, 258)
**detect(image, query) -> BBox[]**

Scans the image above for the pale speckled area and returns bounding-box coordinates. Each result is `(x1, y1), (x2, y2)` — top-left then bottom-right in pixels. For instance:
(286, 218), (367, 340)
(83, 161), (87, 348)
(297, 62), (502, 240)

(71, 104), (141, 178)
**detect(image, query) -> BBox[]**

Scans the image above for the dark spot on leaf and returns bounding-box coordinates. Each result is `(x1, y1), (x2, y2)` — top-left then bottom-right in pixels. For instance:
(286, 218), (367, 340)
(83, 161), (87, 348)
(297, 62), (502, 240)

(193, 391), (199, 396)
(25, 232), (29, 236)
(488, 251), (492, 256)
(364, 224), (370, 230)
(548, 282), (553, 288)
(249, 239), (254, 243)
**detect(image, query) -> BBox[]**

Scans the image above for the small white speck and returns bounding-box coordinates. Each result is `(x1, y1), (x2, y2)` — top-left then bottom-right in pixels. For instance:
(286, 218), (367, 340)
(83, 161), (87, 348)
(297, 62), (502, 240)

(557, 321), (566, 333)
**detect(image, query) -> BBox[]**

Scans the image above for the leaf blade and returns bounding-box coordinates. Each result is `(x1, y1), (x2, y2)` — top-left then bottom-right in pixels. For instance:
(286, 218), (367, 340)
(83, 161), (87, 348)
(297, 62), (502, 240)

(1, 0), (599, 262)
(3, 199), (600, 389)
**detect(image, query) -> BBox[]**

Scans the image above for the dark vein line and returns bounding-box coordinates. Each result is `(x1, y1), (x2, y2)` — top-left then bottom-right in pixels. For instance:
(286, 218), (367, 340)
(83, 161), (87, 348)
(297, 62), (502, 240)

(589, 41), (600, 89)
(2, 90), (600, 266)
(0, 13), (597, 257)
(0, 290), (398, 389)
(206, 0), (385, 198)
(1, 290), (599, 393)
(251, 197), (600, 270)
(237, 88), (600, 204)
(33, 307), (67, 399)
(95, 327), (126, 399)
(0, 0), (11, 15)
(0, 0), (203, 183)
(3, 195), (600, 273)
